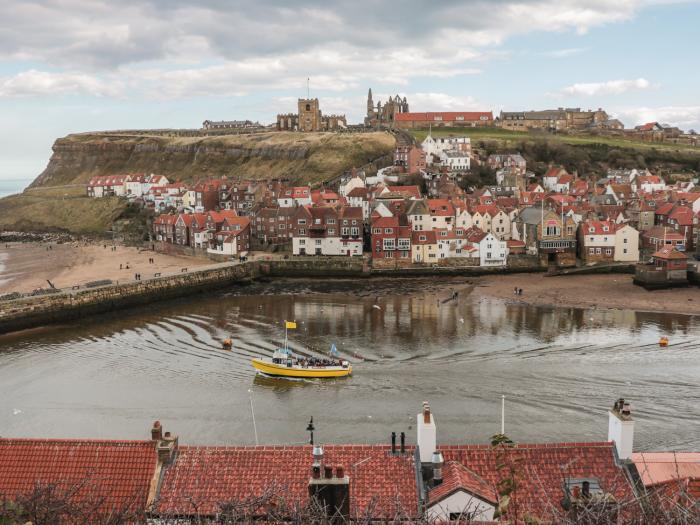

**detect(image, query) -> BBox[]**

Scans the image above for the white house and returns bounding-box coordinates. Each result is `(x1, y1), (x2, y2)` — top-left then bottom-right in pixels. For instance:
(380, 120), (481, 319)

(421, 133), (471, 166)
(439, 150), (470, 171)
(277, 187), (312, 207)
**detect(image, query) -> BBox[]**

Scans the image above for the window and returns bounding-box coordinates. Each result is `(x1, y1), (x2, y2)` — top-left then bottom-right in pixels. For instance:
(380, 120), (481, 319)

(372, 228), (380, 234)
(299, 239), (305, 245)
(398, 238), (410, 250)
(384, 228), (393, 234)
(623, 248), (628, 254)
(351, 227), (359, 236)
(315, 239), (322, 245)
(624, 238), (628, 244)
(299, 228), (306, 235)
(596, 247), (601, 254)
(298, 219), (306, 225)
(383, 238), (396, 250)
(589, 247), (595, 254)
(605, 248), (612, 255)
(328, 229), (335, 235)
(327, 219), (335, 225)
(419, 235), (426, 241)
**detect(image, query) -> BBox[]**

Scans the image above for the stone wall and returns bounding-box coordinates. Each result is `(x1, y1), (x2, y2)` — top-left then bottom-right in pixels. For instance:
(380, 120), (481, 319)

(0, 263), (257, 334)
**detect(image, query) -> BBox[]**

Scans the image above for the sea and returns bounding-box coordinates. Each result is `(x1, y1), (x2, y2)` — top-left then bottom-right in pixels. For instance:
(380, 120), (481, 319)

(0, 178), (32, 199)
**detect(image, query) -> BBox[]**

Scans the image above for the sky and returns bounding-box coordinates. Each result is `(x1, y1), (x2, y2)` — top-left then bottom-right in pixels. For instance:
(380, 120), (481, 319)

(1, 0), (699, 184)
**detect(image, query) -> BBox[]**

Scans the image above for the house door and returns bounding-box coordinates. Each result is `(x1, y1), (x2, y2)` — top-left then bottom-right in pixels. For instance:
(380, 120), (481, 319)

(315, 248), (322, 255)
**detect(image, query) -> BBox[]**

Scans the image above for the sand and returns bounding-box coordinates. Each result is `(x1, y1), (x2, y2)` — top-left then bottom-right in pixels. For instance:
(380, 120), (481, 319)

(473, 272), (700, 316)
(0, 242), (212, 295)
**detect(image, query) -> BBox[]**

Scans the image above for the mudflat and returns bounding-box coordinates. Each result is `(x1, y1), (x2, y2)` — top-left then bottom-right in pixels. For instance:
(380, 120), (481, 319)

(473, 272), (700, 316)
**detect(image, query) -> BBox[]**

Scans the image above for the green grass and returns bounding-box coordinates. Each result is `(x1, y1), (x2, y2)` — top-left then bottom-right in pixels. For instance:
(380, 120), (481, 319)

(0, 185), (127, 235)
(409, 127), (700, 154)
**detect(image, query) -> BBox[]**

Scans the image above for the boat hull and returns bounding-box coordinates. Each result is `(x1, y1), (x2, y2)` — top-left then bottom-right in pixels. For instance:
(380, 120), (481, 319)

(251, 358), (352, 378)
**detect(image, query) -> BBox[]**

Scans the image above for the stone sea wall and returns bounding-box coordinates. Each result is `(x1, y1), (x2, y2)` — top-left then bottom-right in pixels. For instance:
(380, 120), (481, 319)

(0, 262), (257, 335)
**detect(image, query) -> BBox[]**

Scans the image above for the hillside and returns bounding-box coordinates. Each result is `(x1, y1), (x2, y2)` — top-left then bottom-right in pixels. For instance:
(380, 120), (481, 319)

(0, 185), (127, 234)
(32, 130), (396, 188)
(410, 127), (700, 178)
(0, 130), (395, 235)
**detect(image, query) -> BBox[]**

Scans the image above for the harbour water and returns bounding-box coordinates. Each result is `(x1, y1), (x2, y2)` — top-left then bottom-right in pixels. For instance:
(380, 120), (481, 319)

(0, 278), (698, 450)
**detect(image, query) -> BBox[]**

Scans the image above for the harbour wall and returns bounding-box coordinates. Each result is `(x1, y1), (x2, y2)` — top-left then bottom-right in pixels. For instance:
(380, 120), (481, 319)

(0, 256), (559, 335)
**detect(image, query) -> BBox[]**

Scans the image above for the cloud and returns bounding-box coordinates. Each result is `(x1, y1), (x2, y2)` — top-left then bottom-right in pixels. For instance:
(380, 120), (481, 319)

(614, 105), (700, 130)
(541, 47), (588, 58)
(553, 78), (653, 97)
(0, 1), (650, 68)
(0, 70), (122, 98)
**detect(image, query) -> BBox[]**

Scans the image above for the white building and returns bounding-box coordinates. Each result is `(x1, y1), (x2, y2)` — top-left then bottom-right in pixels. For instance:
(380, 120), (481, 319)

(421, 133), (471, 166)
(439, 150), (470, 171)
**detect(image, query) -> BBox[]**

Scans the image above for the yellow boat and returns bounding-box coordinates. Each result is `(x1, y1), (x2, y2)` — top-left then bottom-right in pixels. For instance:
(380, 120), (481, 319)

(252, 349), (352, 379)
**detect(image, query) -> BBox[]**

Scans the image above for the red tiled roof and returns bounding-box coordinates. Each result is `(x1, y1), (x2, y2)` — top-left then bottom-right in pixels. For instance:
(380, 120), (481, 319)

(428, 461), (497, 506)
(632, 452), (700, 487)
(347, 187), (369, 198)
(654, 202), (674, 216)
(427, 199), (455, 216)
(394, 112), (493, 122)
(653, 246), (688, 260)
(544, 167), (567, 179)
(0, 438), (156, 515)
(387, 185), (422, 199)
(582, 220), (617, 235)
(668, 206), (694, 225)
(154, 445), (418, 517)
(372, 216), (400, 229)
(412, 230), (438, 244)
(440, 442), (634, 523)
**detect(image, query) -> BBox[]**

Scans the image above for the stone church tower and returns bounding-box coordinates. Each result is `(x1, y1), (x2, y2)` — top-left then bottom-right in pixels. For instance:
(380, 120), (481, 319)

(297, 98), (322, 132)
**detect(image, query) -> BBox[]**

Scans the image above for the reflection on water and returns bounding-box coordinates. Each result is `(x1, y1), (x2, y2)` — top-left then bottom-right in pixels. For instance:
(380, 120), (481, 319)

(0, 277), (698, 451)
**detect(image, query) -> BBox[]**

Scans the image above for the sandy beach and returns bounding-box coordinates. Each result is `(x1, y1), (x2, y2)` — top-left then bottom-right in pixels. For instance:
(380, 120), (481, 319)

(0, 242), (212, 294)
(473, 272), (700, 316)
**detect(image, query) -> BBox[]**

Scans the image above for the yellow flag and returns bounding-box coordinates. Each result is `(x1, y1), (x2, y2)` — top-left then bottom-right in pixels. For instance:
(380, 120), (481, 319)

(285, 321), (297, 329)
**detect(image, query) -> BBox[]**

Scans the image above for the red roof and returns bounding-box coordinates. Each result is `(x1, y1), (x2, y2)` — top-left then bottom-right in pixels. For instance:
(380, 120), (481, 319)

(372, 216), (400, 229)
(154, 445), (418, 517)
(387, 185), (422, 199)
(669, 206), (694, 226)
(428, 461), (497, 505)
(632, 452), (700, 488)
(440, 442), (634, 523)
(412, 230), (438, 244)
(544, 167), (567, 179)
(0, 438), (156, 515)
(394, 111), (493, 122)
(653, 246), (688, 260)
(427, 199), (455, 216)
(582, 220), (617, 235)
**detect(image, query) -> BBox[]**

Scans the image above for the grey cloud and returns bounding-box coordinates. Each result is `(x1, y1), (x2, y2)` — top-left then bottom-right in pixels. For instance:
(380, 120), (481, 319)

(0, 0), (655, 68)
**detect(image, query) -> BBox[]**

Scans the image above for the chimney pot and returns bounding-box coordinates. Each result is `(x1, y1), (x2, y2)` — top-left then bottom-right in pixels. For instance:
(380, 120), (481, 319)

(400, 432), (406, 454)
(391, 432), (396, 454)
(164, 431), (171, 438)
(336, 465), (344, 478)
(312, 444), (324, 464)
(324, 465), (333, 479)
(312, 465), (321, 479)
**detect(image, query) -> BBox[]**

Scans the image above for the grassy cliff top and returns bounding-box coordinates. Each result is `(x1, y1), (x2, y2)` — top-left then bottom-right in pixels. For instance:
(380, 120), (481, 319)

(37, 130), (396, 187)
(0, 186), (127, 234)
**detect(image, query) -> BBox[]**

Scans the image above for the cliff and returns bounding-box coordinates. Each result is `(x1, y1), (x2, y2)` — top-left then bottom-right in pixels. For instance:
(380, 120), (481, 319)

(32, 130), (396, 188)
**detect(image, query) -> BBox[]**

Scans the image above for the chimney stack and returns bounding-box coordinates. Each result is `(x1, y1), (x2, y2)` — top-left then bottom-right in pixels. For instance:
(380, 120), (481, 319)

(309, 462), (350, 524)
(151, 423), (178, 465)
(432, 451), (444, 487)
(417, 401), (437, 463)
(608, 398), (634, 460)
(151, 421), (163, 441)
(313, 444), (324, 465)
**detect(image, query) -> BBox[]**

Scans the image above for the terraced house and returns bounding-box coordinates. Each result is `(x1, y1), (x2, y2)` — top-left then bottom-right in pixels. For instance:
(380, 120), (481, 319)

(3, 400), (679, 524)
